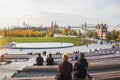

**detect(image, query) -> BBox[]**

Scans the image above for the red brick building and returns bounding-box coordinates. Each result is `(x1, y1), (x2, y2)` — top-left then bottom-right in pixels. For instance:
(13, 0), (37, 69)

(96, 23), (108, 39)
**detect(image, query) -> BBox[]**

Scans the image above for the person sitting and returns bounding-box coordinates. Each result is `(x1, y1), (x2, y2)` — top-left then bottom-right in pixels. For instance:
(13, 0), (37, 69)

(75, 54), (78, 61)
(56, 54), (73, 80)
(46, 53), (54, 65)
(73, 53), (88, 80)
(42, 51), (46, 56)
(36, 53), (43, 65)
(0, 54), (5, 62)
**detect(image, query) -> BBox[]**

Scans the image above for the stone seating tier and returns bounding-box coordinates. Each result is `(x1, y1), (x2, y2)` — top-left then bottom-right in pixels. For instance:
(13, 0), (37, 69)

(5, 71), (120, 80)
(23, 59), (120, 71)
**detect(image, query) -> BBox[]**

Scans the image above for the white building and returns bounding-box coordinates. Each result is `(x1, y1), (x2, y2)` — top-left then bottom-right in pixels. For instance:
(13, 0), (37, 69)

(70, 23), (96, 35)
(108, 25), (120, 32)
(57, 23), (97, 35)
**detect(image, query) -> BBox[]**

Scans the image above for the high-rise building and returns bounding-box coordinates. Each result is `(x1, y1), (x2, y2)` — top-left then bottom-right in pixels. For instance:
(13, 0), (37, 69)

(51, 21), (58, 30)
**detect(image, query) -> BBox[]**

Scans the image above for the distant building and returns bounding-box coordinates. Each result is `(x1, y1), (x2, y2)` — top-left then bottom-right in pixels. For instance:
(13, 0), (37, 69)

(70, 23), (96, 35)
(70, 26), (82, 32)
(81, 23), (96, 35)
(108, 24), (120, 32)
(51, 21), (58, 30)
(96, 23), (108, 39)
(57, 22), (96, 35)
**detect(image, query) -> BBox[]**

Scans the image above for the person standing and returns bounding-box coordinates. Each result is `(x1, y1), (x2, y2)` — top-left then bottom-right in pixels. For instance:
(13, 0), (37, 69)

(73, 53), (88, 80)
(36, 53), (43, 65)
(56, 54), (73, 80)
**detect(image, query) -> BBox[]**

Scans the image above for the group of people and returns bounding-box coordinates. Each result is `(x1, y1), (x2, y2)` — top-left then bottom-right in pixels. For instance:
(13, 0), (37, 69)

(36, 53), (54, 65)
(36, 53), (91, 80)
(56, 53), (89, 80)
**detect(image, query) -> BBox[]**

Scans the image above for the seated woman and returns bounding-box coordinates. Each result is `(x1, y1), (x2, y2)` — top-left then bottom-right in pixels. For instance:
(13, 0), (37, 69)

(56, 54), (73, 80)
(73, 53), (88, 80)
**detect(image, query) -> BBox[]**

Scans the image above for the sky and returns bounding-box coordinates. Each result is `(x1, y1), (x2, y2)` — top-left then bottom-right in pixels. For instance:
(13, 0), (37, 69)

(0, 0), (120, 28)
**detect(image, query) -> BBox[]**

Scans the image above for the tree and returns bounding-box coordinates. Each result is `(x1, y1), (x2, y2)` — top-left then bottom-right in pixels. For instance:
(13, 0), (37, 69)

(0, 29), (46, 37)
(117, 34), (120, 41)
(62, 27), (67, 35)
(77, 30), (82, 37)
(106, 32), (111, 40)
(46, 28), (54, 37)
(111, 30), (119, 40)
(69, 29), (77, 35)
(87, 31), (94, 38)
(93, 32), (99, 39)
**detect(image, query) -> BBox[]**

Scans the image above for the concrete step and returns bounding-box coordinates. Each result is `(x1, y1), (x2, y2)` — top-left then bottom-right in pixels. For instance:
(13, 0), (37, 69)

(5, 71), (120, 80)
(23, 59), (120, 71)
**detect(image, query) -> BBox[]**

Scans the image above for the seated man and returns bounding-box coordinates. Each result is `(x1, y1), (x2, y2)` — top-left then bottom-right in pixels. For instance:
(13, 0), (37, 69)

(46, 53), (54, 65)
(42, 51), (46, 56)
(73, 53), (89, 80)
(36, 53), (43, 65)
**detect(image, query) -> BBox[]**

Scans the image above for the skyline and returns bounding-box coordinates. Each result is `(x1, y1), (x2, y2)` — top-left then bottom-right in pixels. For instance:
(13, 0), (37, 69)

(0, 0), (120, 28)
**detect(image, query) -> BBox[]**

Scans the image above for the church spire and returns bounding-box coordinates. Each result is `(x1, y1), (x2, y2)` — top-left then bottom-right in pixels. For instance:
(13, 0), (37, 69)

(51, 21), (53, 28)
(23, 21), (25, 27)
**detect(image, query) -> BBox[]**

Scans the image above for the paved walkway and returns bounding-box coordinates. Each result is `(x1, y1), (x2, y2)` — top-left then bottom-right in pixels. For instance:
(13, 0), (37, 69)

(13, 42), (74, 49)
(0, 43), (112, 55)
(0, 57), (36, 80)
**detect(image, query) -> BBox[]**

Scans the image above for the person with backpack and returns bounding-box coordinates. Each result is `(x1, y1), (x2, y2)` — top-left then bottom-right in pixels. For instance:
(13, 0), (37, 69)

(73, 53), (88, 80)
(36, 53), (43, 65)
(46, 53), (54, 65)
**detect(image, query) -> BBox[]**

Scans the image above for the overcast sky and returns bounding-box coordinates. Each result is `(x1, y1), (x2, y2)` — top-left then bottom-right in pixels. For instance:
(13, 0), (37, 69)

(0, 0), (120, 28)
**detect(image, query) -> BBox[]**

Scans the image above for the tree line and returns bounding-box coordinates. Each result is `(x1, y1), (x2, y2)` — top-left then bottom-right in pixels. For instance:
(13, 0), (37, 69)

(106, 30), (120, 41)
(0, 28), (119, 41)
(0, 29), (46, 37)
(87, 30), (120, 41)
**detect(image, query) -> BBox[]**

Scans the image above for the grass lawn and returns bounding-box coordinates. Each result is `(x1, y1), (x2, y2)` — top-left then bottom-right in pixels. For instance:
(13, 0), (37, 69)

(0, 37), (94, 47)
(0, 38), (9, 48)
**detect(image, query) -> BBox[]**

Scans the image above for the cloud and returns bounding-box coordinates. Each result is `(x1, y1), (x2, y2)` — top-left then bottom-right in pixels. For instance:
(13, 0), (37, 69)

(0, 0), (120, 28)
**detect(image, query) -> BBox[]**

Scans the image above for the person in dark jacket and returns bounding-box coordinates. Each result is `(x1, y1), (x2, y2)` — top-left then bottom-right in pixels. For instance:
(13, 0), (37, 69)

(36, 53), (43, 65)
(46, 53), (54, 65)
(75, 54), (78, 61)
(57, 54), (73, 80)
(73, 53), (88, 80)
